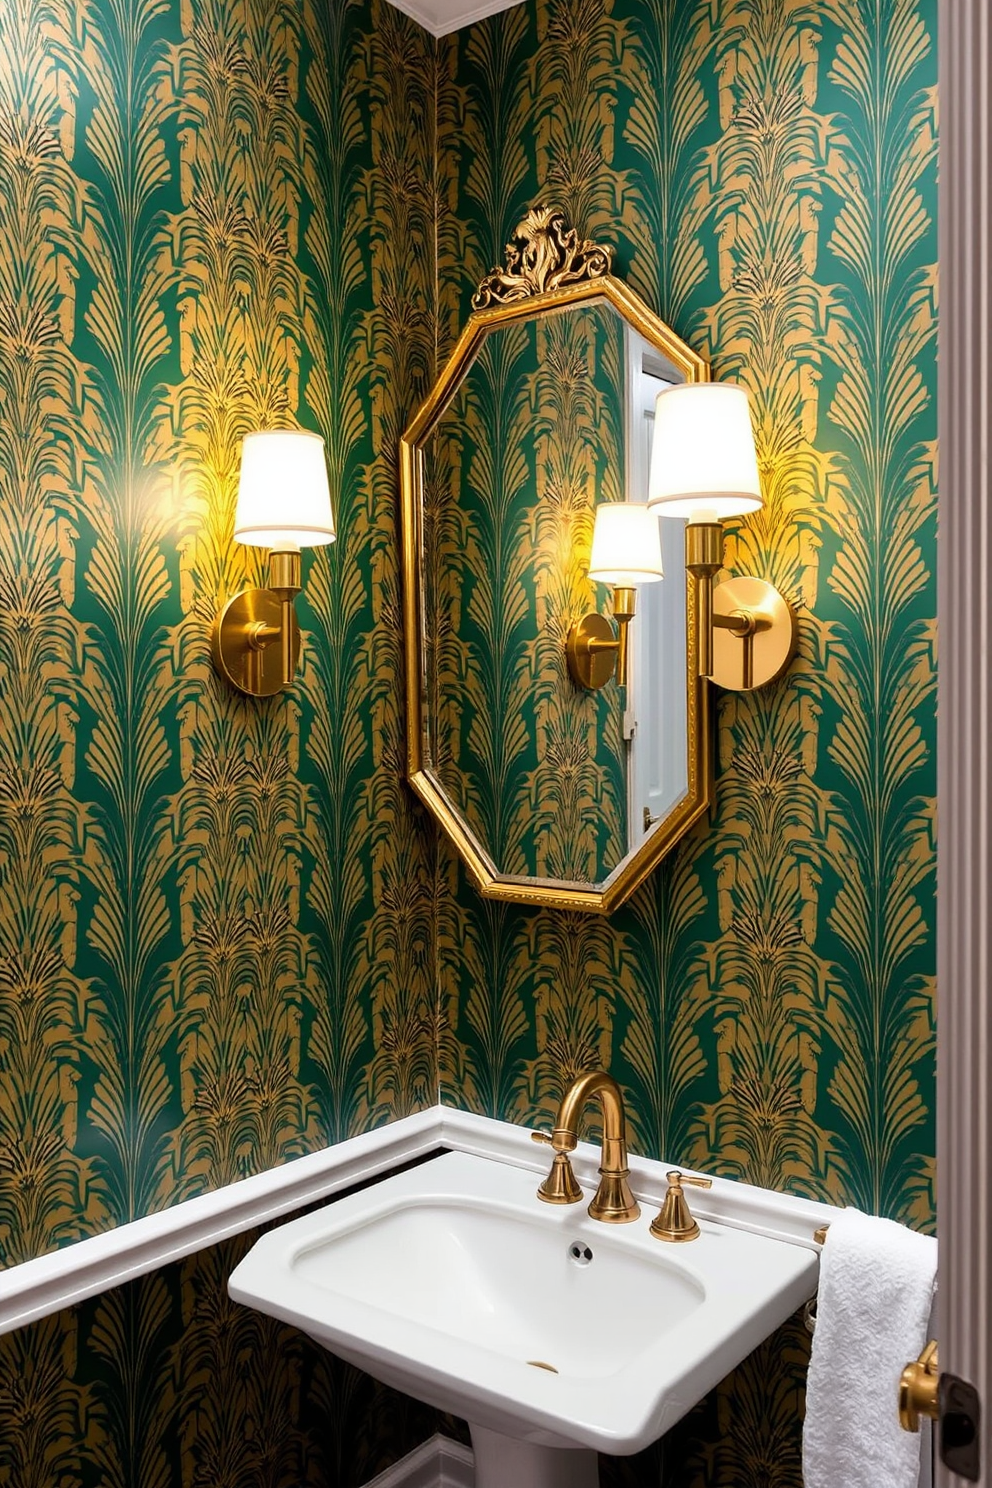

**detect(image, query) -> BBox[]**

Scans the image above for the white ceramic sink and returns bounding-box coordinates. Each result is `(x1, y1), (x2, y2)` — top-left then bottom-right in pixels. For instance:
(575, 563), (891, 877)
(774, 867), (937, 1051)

(229, 1148), (817, 1482)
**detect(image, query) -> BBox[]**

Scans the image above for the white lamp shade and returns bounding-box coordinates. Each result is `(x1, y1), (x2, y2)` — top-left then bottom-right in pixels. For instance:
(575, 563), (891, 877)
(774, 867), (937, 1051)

(234, 430), (336, 548)
(588, 502), (664, 585)
(647, 383), (763, 520)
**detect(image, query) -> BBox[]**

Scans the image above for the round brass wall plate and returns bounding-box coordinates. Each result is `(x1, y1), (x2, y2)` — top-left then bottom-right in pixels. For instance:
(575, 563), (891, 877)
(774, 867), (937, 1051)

(212, 589), (301, 698)
(566, 612), (617, 690)
(711, 577), (796, 691)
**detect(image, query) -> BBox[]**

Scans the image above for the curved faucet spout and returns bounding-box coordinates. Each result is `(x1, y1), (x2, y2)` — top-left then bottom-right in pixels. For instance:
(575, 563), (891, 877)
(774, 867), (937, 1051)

(539, 1070), (640, 1223)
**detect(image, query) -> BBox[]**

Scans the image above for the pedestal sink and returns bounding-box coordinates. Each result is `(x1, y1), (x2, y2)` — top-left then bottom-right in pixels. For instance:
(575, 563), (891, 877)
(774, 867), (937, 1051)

(229, 1149), (818, 1488)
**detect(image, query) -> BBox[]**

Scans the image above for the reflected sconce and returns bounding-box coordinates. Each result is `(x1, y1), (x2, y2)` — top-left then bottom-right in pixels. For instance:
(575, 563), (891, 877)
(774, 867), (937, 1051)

(212, 430), (336, 697)
(647, 383), (796, 691)
(567, 502), (664, 690)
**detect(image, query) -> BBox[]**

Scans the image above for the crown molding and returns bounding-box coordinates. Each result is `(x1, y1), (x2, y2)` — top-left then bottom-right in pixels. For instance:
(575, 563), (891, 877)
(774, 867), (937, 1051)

(383, 0), (524, 38)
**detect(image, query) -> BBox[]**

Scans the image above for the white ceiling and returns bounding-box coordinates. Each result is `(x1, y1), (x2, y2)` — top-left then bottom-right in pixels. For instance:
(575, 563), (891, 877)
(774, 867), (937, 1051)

(384, 0), (524, 38)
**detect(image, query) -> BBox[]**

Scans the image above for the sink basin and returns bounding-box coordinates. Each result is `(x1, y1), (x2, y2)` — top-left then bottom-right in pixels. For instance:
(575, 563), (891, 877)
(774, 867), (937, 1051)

(229, 1147), (817, 1481)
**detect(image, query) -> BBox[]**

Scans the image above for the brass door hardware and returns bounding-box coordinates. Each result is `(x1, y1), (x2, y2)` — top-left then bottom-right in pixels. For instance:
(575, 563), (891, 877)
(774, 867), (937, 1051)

(535, 1071), (640, 1223)
(899, 1340), (939, 1432)
(898, 1342), (982, 1481)
(649, 1170), (713, 1242)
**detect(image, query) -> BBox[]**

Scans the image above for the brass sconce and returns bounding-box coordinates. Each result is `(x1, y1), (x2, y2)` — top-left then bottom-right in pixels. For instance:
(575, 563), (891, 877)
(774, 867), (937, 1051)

(647, 383), (795, 691)
(567, 502), (664, 690)
(213, 429), (336, 697)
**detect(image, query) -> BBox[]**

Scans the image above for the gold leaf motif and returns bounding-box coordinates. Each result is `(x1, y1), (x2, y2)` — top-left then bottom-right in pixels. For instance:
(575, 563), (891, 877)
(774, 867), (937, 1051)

(471, 205), (613, 308)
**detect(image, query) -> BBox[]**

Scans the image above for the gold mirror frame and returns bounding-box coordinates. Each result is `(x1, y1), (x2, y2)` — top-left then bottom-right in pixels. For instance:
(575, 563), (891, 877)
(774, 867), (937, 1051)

(400, 209), (713, 914)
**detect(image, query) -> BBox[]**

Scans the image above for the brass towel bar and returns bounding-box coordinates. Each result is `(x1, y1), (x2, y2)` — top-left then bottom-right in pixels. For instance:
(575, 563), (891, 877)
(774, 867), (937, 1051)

(805, 1223), (830, 1334)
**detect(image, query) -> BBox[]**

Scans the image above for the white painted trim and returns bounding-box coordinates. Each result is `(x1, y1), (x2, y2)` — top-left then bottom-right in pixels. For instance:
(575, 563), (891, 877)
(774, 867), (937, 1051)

(383, 0), (524, 38)
(362, 1433), (474, 1488)
(0, 1105), (838, 1337)
(0, 1109), (437, 1337)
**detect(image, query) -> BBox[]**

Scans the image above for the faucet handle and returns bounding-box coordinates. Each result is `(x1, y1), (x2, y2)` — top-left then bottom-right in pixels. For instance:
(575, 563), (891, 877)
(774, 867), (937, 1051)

(649, 1170), (713, 1243)
(533, 1129), (583, 1206)
(531, 1126), (577, 1153)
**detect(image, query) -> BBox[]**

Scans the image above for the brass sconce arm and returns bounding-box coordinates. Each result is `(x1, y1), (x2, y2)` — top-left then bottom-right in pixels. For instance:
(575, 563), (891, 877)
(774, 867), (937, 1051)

(710, 604), (773, 692)
(684, 522), (722, 679)
(566, 585), (637, 690)
(267, 550), (303, 686)
(213, 550), (303, 698)
(684, 522), (795, 692)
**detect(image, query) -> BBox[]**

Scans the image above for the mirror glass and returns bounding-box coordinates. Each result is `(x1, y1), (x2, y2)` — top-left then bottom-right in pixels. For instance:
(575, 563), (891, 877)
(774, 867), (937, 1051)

(402, 219), (711, 913)
(422, 304), (687, 886)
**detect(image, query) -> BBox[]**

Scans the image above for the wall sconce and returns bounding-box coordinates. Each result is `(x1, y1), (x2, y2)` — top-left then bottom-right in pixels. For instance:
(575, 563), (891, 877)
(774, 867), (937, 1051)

(567, 502), (664, 690)
(647, 383), (795, 691)
(212, 429), (336, 697)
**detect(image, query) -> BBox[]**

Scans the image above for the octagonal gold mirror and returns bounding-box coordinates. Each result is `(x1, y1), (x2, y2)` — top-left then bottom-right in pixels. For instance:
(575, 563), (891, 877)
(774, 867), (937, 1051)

(400, 208), (713, 914)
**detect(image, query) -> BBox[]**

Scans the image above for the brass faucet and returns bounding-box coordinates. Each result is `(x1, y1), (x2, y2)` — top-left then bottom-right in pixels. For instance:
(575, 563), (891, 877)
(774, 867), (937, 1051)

(533, 1070), (640, 1223)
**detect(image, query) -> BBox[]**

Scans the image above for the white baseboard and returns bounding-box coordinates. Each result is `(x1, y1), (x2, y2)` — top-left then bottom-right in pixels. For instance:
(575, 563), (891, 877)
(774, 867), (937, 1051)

(362, 1434), (474, 1488)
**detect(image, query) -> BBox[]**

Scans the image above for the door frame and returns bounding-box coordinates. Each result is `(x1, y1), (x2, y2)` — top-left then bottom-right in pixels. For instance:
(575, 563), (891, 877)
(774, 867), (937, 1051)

(937, 3), (991, 1482)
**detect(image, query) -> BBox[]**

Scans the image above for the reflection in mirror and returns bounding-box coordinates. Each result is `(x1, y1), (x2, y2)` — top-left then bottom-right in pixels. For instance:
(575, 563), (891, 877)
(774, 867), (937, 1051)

(625, 329), (688, 851)
(422, 304), (689, 886)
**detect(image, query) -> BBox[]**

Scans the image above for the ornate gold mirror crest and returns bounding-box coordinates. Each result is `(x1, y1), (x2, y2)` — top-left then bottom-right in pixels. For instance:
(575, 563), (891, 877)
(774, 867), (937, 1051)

(400, 208), (713, 914)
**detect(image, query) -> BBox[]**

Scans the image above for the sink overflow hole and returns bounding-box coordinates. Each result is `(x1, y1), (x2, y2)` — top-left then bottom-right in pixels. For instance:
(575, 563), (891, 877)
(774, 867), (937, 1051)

(568, 1241), (593, 1266)
(527, 1360), (559, 1373)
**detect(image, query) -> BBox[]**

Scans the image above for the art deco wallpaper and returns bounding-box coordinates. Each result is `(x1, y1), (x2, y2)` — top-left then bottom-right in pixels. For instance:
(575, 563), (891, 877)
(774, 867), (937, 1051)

(0, 0), (437, 1268)
(437, 0), (936, 1229)
(0, 0), (444, 1481)
(0, 0), (937, 1483)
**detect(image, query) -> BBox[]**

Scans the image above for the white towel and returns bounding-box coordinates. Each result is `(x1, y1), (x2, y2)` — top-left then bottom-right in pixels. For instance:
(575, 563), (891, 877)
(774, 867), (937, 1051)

(803, 1207), (937, 1488)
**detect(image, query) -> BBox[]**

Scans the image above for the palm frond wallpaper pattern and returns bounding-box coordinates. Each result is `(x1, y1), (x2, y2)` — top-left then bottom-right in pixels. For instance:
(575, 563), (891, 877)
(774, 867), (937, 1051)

(436, 0), (936, 1244)
(0, 0), (437, 1262)
(0, 0), (936, 1483)
(0, 0), (442, 1481)
(0, 1220), (449, 1488)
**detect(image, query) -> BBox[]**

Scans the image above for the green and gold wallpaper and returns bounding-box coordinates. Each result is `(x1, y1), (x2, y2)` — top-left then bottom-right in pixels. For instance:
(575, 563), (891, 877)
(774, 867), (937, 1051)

(0, 0), (937, 1483)
(437, 0), (936, 1231)
(0, 1220), (450, 1488)
(0, 0), (444, 1481)
(0, 0), (437, 1266)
